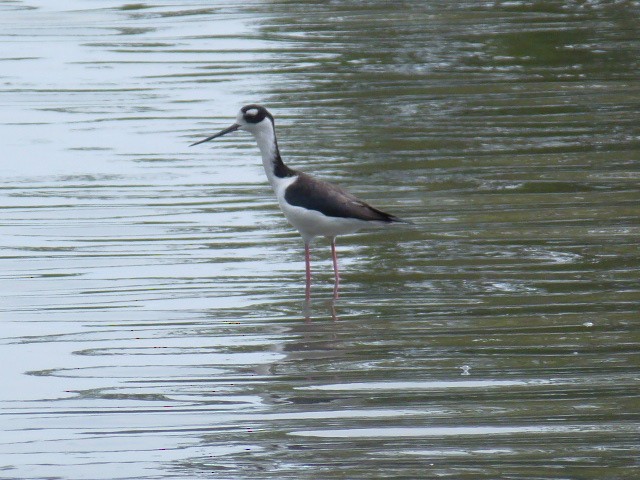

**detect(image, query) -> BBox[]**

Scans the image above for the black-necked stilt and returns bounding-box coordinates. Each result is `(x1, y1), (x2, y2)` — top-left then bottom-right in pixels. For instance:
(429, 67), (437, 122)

(191, 104), (411, 299)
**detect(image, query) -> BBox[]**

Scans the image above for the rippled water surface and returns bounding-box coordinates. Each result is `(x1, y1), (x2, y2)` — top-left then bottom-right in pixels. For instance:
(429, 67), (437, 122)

(1, 1), (639, 479)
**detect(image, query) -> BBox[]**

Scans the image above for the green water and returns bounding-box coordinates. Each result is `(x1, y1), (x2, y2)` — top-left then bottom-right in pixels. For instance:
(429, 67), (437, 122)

(1, 1), (639, 479)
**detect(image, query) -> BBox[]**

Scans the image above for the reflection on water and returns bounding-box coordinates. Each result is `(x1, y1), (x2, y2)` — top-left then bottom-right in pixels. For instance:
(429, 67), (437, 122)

(1, 1), (639, 479)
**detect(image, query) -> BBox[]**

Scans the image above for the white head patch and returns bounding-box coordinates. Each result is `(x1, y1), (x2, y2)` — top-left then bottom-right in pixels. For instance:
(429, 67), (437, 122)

(245, 108), (259, 117)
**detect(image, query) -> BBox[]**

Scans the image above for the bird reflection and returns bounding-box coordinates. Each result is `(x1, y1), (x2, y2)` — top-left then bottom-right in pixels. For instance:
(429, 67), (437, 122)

(303, 293), (339, 322)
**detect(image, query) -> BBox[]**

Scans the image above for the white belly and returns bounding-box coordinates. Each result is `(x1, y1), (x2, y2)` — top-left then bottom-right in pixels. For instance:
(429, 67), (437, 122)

(270, 175), (366, 242)
(280, 200), (366, 241)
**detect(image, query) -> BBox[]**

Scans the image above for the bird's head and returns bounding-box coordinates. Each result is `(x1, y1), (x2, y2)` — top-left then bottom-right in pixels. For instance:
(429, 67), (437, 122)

(190, 104), (275, 146)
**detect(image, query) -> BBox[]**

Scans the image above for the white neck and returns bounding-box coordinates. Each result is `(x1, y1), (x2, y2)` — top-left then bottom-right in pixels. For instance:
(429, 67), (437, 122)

(249, 121), (281, 187)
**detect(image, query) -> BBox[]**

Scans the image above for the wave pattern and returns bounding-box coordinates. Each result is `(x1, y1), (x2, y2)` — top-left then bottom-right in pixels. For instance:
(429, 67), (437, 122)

(1, 1), (639, 479)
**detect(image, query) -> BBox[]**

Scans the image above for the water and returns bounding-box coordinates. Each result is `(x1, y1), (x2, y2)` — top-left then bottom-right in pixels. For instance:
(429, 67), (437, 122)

(1, 1), (639, 479)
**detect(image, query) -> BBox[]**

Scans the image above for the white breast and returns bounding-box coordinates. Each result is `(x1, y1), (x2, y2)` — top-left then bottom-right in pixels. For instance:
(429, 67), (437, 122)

(271, 175), (365, 242)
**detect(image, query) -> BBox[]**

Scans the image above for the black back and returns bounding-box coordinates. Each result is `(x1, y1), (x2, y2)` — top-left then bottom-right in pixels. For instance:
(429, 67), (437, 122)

(284, 172), (403, 223)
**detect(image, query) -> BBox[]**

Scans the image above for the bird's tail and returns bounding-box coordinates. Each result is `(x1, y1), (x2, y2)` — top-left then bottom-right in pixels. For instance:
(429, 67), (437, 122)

(387, 214), (415, 225)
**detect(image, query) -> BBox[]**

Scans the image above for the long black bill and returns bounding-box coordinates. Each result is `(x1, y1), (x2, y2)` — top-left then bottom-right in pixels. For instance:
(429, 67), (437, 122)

(190, 123), (240, 146)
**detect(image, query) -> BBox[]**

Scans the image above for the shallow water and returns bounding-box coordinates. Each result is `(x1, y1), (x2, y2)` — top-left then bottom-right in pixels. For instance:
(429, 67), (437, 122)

(1, 1), (639, 479)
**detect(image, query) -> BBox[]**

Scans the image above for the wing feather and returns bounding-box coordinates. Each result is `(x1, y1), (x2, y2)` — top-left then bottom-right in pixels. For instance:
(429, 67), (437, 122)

(284, 172), (405, 223)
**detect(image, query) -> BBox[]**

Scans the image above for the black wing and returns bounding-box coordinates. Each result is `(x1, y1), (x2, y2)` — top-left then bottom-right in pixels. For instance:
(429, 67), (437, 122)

(284, 172), (405, 223)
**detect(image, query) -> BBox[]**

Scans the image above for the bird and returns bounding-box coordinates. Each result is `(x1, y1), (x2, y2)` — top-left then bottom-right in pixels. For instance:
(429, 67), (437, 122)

(190, 104), (411, 299)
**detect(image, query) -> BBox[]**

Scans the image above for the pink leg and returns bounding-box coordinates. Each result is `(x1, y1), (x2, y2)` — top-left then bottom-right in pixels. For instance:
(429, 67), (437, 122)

(331, 238), (340, 299)
(304, 242), (311, 301)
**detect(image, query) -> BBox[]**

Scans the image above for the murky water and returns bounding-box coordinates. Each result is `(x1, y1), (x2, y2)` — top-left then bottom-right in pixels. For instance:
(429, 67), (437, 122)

(1, 1), (639, 479)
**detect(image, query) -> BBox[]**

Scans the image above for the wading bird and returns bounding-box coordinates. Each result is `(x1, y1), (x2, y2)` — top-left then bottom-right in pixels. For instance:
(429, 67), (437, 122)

(191, 104), (410, 299)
